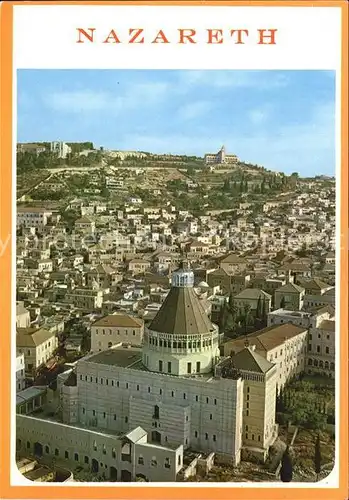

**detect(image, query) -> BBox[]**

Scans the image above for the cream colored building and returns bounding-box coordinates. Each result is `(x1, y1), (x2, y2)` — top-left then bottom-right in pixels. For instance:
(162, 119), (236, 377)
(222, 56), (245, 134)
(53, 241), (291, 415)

(204, 146), (239, 165)
(128, 259), (151, 275)
(224, 323), (308, 391)
(16, 302), (31, 328)
(17, 207), (52, 229)
(17, 327), (58, 378)
(17, 415), (183, 482)
(91, 314), (144, 352)
(74, 216), (96, 233)
(16, 353), (26, 392)
(307, 310), (335, 378)
(65, 288), (104, 312)
(274, 283), (305, 311)
(233, 289), (272, 316)
(219, 253), (247, 275)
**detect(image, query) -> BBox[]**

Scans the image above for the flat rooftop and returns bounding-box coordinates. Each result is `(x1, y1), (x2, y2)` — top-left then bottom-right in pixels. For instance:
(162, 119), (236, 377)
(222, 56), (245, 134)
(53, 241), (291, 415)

(86, 347), (142, 368)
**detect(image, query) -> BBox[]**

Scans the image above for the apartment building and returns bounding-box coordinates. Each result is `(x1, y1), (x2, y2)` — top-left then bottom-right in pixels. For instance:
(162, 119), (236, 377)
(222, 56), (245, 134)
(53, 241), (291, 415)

(65, 288), (104, 312)
(307, 310), (335, 378)
(233, 289), (272, 316)
(274, 283), (305, 311)
(223, 323), (308, 391)
(17, 207), (53, 229)
(16, 327), (58, 379)
(91, 314), (144, 351)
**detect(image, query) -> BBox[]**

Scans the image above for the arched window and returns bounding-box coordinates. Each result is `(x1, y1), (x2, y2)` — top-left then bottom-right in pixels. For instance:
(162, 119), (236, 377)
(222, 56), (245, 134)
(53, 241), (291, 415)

(325, 361), (329, 369)
(154, 405), (160, 419)
(108, 342), (112, 348)
(330, 362), (335, 370)
(319, 360), (324, 368)
(314, 359), (318, 367)
(308, 359), (313, 366)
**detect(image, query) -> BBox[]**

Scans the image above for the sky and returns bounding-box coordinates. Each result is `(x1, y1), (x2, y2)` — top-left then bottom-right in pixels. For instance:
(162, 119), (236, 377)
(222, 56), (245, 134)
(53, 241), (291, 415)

(17, 69), (336, 176)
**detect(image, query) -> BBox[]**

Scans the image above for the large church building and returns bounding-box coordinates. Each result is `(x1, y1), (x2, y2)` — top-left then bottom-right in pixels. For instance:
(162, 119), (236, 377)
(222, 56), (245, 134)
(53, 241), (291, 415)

(16, 262), (278, 482)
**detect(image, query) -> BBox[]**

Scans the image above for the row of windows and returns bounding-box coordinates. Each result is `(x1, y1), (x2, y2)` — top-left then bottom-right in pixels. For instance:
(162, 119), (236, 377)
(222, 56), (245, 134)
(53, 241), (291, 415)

(245, 433), (262, 442)
(308, 359), (334, 370)
(82, 409), (128, 423)
(308, 345), (331, 354)
(19, 440), (176, 469)
(95, 329), (138, 336)
(193, 431), (217, 441)
(309, 333), (331, 340)
(149, 338), (212, 349)
(78, 375), (218, 403)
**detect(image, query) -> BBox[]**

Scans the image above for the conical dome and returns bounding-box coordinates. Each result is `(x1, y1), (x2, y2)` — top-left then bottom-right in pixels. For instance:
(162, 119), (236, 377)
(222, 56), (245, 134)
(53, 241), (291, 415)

(149, 260), (213, 336)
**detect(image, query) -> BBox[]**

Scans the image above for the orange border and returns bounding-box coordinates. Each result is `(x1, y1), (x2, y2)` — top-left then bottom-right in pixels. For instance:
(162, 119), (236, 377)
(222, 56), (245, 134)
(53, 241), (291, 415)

(0, 1), (348, 499)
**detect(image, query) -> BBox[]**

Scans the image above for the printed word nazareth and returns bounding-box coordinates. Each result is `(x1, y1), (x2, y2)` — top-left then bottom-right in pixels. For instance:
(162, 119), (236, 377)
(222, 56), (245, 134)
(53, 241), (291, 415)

(76, 28), (278, 45)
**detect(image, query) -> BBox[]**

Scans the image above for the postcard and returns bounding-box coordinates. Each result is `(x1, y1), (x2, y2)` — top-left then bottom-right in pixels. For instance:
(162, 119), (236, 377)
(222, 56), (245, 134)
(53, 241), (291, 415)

(0, 1), (348, 500)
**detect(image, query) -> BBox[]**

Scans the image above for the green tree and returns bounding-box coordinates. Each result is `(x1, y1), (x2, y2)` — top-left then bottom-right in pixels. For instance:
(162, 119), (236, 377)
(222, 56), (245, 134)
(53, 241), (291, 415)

(314, 434), (322, 481)
(280, 446), (293, 483)
(280, 296), (286, 309)
(240, 304), (252, 334)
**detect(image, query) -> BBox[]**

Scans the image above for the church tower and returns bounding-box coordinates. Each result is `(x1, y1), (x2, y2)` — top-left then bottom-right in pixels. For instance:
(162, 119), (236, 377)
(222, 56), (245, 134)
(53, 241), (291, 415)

(142, 260), (220, 376)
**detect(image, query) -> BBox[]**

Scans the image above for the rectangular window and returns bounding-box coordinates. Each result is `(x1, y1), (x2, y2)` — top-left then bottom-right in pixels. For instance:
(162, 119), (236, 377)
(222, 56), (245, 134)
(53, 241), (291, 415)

(159, 360), (163, 372)
(187, 362), (192, 374)
(210, 414), (212, 420)
(195, 431), (198, 438)
(196, 395), (199, 402)
(214, 398), (217, 405)
(196, 361), (201, 372)
(213, 435), (216, 442)
(183, 393), (186, 399)
(171, 391), (174, 397)
(137, 385), (140, 391)
(205, 433), (208, 440)
(93, 410), (96, 416)
(167, 362), (172, 373)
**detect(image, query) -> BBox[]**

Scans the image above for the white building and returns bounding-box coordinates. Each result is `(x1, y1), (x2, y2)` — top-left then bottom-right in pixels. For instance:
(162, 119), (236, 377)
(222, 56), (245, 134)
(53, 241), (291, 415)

(50, 141), (72, 159)
(16, 302), (31, 328)
(16, 327), (58, 379)
(91, 314), (144, 352)
(17, 207), (53, 229)
(16, 353), (26, 392)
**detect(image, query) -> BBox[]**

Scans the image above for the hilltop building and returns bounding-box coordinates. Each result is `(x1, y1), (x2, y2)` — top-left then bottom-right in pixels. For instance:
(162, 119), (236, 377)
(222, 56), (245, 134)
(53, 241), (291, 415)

(50, 141), (72, 159)
(204, 146), (239, 166)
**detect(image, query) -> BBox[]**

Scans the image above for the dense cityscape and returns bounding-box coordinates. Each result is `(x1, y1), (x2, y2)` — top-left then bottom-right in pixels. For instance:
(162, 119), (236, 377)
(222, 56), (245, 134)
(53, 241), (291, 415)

(15, 141), (336, 483)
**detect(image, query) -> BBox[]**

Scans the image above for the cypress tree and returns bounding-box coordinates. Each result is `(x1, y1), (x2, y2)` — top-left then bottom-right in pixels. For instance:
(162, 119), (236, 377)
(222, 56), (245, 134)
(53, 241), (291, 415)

(314, 434), (322, 481)
(280, 446), (293, 482)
